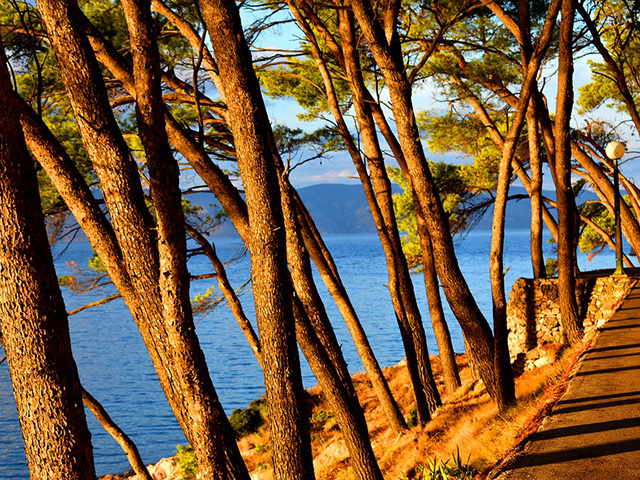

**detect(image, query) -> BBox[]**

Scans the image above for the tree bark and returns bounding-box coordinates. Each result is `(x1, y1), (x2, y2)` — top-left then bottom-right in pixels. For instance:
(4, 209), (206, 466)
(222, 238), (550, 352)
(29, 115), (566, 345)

(362, 80), (463, 395)
(528, 100), (546, 278)
(32, 1), (250, 476)
(334, 6), (441, 420)
(0, 42), (95, 480)
(198, 0), (315, 477)
(291, 2), (440, 421)
(349, 0), (500, 400)
(85, 16), (396, 474)
(418, 229), (461, 392)
(279, 175), (384, 480)
(554, 0), (583, 345)
(82, 389), (153, 480)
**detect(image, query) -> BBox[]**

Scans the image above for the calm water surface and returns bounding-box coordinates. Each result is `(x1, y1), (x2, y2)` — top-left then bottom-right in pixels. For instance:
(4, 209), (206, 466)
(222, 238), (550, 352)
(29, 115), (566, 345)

(0, 230), (616, 478)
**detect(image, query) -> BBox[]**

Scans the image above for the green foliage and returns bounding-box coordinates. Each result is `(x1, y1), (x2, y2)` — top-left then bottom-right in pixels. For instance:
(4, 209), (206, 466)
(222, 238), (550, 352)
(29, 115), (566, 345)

(309, 409), (334, 430)
(577, 1), (640, 117)
(229, 398), (267, 438)
(88, 252), (106, 273)
(545, 258), (558, 277)
(175, 444), (198, 480)
(406, 407), (418, 429)
(401, 448), (476, 480)
(255, 442), (270, 453)
(258, 56), (352, 121)
(58, 275), (74, 287)
(182, 198), (226, 236)
(272, 124), (343, 170)
(192, 286), (218, 303)
(387, 163), (492, 269)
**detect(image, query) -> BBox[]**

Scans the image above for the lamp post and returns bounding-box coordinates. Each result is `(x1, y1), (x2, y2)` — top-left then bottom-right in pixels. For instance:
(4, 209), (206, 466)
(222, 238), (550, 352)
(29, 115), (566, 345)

(606, 141), (626, 276)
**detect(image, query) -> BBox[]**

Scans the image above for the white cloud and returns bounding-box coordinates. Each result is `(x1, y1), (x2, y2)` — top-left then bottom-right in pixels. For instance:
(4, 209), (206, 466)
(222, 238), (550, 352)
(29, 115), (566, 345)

(290, 168), (359, 187)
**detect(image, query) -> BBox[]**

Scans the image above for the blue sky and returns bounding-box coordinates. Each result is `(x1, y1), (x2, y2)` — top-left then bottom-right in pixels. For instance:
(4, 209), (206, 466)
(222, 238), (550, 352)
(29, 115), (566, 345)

(245, 8), (640, 190)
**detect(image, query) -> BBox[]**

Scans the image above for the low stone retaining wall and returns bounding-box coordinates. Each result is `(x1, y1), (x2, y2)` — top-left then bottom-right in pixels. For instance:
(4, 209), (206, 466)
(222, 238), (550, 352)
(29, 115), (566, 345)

(507, 275), (636, 371)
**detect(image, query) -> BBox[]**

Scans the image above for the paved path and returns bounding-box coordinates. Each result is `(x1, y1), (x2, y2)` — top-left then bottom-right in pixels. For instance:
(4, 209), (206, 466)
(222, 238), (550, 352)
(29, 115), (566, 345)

(499, 283), (640, 479)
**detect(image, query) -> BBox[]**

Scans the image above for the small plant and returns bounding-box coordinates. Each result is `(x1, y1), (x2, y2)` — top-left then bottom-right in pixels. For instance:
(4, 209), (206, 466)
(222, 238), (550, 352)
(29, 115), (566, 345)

(309, 409), (334, 430)
(406, 407), (418, 429)
(255, 442), (270, 453)
(175, 444), (198, 480)
(405, 448), (476, 480)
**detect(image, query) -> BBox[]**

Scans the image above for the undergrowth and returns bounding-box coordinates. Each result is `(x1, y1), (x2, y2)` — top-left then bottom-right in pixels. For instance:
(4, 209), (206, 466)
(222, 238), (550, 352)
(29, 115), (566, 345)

(402, 448), (476, 480)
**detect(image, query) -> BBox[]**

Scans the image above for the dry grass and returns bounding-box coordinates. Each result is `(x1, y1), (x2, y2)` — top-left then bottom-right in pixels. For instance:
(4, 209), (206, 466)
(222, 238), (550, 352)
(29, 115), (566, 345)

(240, 341), (589, 480)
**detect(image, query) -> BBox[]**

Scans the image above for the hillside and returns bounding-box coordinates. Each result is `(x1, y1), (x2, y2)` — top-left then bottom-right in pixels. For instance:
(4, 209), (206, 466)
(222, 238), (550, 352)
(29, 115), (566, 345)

(193, 183), (591, 237)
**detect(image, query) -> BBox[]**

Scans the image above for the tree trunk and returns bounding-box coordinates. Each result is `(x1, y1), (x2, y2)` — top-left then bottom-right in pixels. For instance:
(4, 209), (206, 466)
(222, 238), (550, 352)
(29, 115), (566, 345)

(0, 43), (95, 480)
(554, 0), (583, 345)
(331, 7), (440, 420)
(82, 389), (152, 480)
(418, 228), (461, 392)
(293, 196), (408, 430)
(279, 177), (384, 480)
(528, 100), (546, 278)
(88, 7), (384, 475)
(349, 0), (500, 399)
(32, 1), (250, 476)
(198, 0), (315, 477)
(362, 78), (462, 395)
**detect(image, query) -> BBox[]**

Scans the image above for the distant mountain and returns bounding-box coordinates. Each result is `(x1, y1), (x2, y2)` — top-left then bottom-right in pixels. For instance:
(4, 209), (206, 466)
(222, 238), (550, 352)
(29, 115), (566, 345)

(297, 184), (379, 234)
(188, 183), (600, 236)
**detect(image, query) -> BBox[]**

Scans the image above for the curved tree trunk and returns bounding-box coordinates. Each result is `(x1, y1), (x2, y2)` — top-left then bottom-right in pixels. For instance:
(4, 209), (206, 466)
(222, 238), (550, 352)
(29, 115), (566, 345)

(349, 0), (500, 399)
(335, 8), (440, 420)
(0, 43), (96, 480)
(292, 196), (408, 430)
(365, 82), (462, 395)
(31, 1), (251, 476)
(278, 175), (384, 480)
(82, 388), (153, 480)
(418, 228), (461, 393)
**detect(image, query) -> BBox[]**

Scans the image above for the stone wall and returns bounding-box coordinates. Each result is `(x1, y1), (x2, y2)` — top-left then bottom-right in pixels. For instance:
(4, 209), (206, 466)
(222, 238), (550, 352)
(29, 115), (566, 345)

(506, 276), (636, 369)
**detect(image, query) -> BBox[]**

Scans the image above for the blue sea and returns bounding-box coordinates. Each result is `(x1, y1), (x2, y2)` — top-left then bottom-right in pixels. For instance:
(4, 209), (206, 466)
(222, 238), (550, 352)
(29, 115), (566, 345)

(0, 230), (617, 478)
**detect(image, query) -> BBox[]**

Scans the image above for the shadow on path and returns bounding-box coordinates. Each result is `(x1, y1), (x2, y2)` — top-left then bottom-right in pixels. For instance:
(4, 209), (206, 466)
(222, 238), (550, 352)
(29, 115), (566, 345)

(498, 281), (640, 479)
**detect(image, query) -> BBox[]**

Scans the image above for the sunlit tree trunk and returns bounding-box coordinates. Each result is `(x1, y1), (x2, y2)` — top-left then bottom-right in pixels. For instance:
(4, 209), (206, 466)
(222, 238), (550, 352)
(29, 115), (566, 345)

(0, 43), (95, 480)
(198, 0), (315, 477)
(418, 229), (461, 393)
(554, 0), (583, 345)
(365, 87), (462, 395)
(349, 0), (500, 399)
(528, 100), (546, 278)
(31, 1), (249, 476)
(333, 7), (440, 421)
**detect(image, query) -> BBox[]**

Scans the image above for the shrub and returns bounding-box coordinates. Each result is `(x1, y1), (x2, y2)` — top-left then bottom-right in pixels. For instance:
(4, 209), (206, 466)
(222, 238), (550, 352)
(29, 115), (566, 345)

(175, 444), (198, 480)
(229, 403), (265, 438)
(309, 409), (334, 430)
(406, 407), (418, 429)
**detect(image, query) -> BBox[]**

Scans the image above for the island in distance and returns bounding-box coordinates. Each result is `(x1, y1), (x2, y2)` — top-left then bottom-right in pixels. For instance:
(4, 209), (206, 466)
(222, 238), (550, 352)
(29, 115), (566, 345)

(187, 183), (573, 237)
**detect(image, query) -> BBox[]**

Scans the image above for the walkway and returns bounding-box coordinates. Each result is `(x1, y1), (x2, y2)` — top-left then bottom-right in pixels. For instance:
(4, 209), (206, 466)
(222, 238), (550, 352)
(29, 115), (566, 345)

(498, 282), (640, 479)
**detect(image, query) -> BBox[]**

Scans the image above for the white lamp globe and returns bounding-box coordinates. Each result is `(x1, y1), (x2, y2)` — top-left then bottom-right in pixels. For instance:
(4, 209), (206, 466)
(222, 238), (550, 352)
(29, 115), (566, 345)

(606, 141), (626, 160)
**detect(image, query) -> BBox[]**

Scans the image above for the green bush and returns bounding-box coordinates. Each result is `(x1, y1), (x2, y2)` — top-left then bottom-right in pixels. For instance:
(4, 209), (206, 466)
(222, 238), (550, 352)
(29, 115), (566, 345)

(229, 403), (265, 438)
(175, 444), (198, 480)
(309, 409), (334, 430)
(406, 407), (418, 429)
(249, 397), (268, 418)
